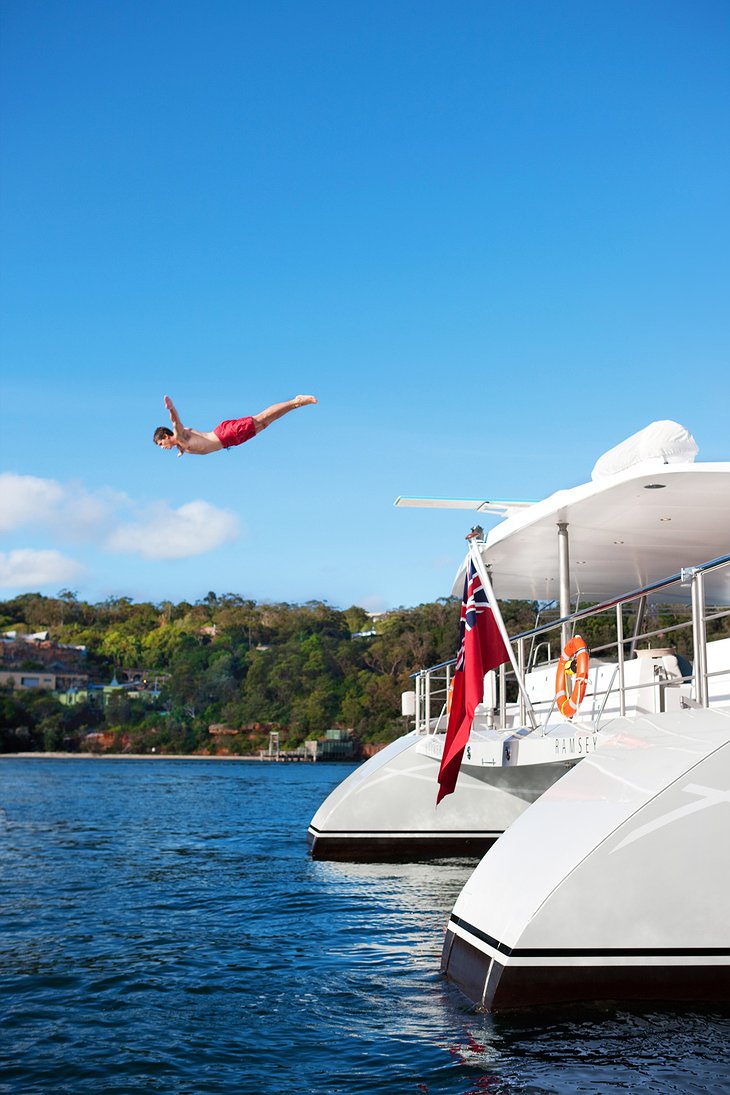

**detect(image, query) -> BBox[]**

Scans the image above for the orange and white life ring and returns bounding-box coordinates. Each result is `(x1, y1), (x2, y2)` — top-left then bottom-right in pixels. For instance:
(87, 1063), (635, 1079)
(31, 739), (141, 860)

(555, 635), (589, 718)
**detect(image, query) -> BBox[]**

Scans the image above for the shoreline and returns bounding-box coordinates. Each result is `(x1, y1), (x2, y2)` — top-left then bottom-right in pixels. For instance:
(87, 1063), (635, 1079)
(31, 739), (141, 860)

(0, 751), (311, 762)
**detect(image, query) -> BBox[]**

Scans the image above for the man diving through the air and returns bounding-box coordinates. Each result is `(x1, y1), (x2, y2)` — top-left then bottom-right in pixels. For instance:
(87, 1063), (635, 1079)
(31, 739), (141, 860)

(153, 394), (317, 457)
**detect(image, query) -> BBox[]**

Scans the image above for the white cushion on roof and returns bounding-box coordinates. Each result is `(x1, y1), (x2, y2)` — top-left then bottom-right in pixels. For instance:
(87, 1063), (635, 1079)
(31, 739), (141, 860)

(591, 420), (698, 480)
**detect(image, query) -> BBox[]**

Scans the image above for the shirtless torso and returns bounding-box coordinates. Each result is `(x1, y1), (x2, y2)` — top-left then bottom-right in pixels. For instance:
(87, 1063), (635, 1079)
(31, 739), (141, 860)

(158, 396), (224, 456)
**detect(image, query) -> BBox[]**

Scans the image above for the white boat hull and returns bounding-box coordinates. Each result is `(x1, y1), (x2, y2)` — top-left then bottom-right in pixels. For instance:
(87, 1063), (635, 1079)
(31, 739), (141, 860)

(442, 706), (730, 1009)
(307, 728), (580, 860)
(308, 640), (678, 862)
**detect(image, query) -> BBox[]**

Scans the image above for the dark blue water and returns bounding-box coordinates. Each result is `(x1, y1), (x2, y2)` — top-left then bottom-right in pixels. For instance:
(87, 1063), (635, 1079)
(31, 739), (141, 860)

(1, 758), (728, 1094)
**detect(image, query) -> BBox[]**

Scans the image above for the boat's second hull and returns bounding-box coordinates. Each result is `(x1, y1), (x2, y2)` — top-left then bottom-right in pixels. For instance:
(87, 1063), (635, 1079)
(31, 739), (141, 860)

(307, 731), (575, 861)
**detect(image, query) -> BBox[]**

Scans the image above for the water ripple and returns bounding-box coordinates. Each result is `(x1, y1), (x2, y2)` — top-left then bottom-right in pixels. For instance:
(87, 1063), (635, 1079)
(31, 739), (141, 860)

(1, 757), (728, 1094)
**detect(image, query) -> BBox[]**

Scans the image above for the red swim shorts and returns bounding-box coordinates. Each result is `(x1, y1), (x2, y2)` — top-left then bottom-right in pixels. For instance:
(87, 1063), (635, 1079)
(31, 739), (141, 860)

(213, 416), (257, 449)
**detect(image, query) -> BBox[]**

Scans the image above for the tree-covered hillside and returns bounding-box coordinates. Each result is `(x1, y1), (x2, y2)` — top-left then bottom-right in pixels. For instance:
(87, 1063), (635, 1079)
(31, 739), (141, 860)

(2, 589), (725, 757)
(0, 591), (475, 754)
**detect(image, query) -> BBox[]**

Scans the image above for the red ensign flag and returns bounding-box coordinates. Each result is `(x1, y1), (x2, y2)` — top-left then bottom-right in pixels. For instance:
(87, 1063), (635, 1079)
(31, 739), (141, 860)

(437, 560), (509, 804)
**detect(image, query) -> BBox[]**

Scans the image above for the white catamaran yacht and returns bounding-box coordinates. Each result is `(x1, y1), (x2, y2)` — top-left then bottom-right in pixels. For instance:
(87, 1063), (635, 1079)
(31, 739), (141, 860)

(440, 422), (730, 1009)
(309, 421), (730, 865)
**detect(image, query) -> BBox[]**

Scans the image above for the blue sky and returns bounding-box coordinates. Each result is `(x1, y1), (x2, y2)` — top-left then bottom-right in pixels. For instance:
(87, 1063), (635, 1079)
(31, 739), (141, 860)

(1, 0), (728, 612)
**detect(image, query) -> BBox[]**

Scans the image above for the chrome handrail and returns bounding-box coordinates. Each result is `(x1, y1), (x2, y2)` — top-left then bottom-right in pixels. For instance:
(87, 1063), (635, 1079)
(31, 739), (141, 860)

(410, 551), (730, 733)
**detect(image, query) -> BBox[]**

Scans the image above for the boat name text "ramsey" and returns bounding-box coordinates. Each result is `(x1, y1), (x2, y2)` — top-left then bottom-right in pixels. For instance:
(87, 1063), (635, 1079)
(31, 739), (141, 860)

(555, 734), (599, 756)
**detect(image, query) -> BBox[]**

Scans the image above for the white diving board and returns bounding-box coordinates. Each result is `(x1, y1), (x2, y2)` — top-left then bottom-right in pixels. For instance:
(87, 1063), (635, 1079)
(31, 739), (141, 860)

(394, 496), (535, 516)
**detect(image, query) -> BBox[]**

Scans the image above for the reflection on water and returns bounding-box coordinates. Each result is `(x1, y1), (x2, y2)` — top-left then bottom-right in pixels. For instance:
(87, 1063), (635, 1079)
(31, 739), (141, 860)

(0, 757), (728, 1095)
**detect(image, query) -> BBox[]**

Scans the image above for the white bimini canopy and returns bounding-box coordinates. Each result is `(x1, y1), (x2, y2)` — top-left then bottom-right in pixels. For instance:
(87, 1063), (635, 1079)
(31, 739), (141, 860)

(453, 422), (730, 605)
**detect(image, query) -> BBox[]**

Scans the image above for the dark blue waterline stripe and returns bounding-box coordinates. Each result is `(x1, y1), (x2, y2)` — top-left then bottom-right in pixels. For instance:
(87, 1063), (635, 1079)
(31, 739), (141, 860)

(449, 914), (730, 960)
(308, 826), (501, 836)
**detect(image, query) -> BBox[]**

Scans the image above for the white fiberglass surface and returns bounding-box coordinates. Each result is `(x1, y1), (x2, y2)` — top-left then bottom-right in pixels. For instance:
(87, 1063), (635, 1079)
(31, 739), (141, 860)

(453, 464), (730, 602)
(452, 707), (730, 948)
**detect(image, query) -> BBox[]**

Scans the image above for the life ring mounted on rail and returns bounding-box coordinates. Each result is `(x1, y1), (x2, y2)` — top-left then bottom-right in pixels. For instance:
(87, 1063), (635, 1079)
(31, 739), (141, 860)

(555, 635), (590, 719)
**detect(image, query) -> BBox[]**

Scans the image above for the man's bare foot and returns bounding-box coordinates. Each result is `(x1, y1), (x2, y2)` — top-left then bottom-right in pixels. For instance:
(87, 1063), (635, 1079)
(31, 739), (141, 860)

(294, 395), (317, 407)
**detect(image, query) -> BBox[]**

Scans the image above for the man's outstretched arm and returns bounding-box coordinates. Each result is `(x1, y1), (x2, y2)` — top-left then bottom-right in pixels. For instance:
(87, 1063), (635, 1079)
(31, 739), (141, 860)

(163, 395), (189, 456)
(164, 395), (185, 438)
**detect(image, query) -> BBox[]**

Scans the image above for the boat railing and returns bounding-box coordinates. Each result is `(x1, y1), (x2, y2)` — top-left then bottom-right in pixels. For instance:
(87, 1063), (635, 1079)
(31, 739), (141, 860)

(410, 551), (730, 735)
(411, 659), (455, 735)
(530, 640), (553, 668)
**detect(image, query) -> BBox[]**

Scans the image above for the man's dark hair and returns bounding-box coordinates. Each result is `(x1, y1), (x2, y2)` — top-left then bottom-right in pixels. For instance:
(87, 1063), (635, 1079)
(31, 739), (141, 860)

(153, 426), (174, 444)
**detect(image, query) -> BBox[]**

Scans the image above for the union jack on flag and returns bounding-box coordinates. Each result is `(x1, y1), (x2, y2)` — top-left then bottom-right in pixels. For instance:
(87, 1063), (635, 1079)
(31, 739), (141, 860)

(437, 559), (509, 804)
(450, 561), (485, 676)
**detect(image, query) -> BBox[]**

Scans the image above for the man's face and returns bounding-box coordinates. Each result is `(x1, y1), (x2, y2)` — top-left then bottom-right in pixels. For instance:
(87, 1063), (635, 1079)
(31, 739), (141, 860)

(156, 435), (175, 450)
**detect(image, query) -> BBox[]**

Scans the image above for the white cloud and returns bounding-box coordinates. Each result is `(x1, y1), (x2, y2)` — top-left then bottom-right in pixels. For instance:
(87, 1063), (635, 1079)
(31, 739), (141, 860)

(0, 472), (118, 537)
(0, 472), (241, 563)
(105, 500), (240, 560)
(0, 473), (65, 533)
(0, 549), (83, 590)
